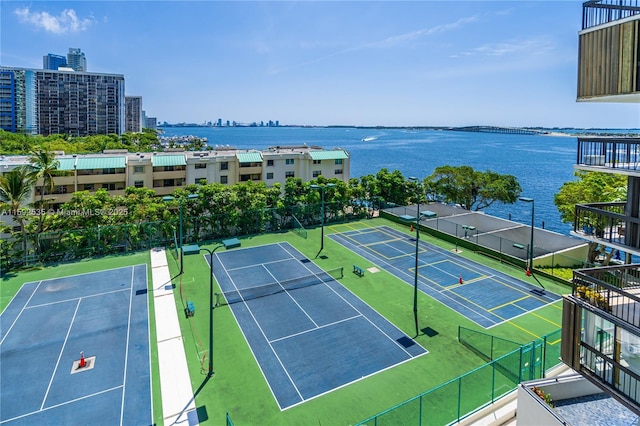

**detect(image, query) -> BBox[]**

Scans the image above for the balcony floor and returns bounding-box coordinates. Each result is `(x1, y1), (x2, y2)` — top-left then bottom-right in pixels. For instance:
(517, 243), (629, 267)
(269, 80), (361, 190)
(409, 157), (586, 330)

(554, 393), (637, 425)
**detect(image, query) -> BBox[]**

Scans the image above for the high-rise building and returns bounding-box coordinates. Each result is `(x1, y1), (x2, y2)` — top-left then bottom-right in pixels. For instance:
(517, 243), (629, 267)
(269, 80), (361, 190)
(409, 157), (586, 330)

(66, 48), (87, 72)
(0, 67), (125, 136)
(510, 1), (640, 421)
(0, 68), (38, 134)
(43, 54), (67, 71)
(125, 96), (143, 133)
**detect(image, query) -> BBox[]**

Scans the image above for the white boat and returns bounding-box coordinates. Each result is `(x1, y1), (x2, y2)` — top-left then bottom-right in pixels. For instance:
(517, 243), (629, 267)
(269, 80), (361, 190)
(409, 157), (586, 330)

(361, 136), (377, 142)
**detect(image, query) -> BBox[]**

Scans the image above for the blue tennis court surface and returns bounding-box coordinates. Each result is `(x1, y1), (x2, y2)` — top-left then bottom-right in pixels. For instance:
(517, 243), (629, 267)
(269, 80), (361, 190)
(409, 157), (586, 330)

(329, 226), (561, 328)
(210, 242), (427, 410)
(0, 265), (151, 425)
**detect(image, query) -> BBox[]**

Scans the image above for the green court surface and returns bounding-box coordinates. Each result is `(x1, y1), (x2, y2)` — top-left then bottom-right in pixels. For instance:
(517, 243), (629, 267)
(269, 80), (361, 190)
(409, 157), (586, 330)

(1, 217), (568, 425)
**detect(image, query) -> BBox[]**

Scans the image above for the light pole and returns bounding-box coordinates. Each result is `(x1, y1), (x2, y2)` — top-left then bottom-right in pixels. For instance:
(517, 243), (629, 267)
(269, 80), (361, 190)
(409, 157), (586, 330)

(200, 247), (215, 378)
(409, 177), (421, 337)
(310, 183), (335, 254)
(519, 197), (534, 276)
(163, 193), (198, 274)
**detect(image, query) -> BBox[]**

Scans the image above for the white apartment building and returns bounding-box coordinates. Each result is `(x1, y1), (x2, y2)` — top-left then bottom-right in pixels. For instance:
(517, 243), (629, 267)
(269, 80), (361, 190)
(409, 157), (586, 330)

(0, 145), (350, 210)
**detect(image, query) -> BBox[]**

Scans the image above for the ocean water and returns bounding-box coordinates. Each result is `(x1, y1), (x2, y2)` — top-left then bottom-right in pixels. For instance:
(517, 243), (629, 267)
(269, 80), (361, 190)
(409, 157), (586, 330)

(159, 126), (608, 236)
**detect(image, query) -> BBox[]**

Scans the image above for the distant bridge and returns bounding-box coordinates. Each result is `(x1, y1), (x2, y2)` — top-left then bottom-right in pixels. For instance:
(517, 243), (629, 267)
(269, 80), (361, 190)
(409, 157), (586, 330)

(450, 126), (546, 135)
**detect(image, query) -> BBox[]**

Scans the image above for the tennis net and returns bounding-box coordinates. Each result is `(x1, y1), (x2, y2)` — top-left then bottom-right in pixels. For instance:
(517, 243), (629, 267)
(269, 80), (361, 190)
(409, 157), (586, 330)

(291, 214), (307, 239)
(216, 267), (343, 305)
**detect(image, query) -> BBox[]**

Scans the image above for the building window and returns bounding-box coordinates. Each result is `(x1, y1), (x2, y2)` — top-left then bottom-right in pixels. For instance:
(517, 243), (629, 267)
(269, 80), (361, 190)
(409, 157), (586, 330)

(195, 178), (207, 184)
(335, 169), (343, 175)
(313, 171), (321, 177)
(220, 175), (228, 184)
(134, 180), (144, 188)
(267, 160), (274, 166)
(195, 163), (207, 169)
(164, 179), (174, 187)
(285, 171), (295, 178)
(133, 165), (144, 173)
(84, 184), (94, 191)
(220, 162), (229, 171)
(285, 159), (294, 165)
(266, 172), (274, 179)
(102, 183), (116, 190)
(313, 160), (321, 164)
(165, 165), (175, 172)
(335, 159), (343, 165)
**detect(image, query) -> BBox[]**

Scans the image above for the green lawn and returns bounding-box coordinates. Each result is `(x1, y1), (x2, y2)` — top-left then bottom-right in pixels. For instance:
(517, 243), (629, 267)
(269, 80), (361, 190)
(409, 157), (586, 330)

(0, 217), (570, 425)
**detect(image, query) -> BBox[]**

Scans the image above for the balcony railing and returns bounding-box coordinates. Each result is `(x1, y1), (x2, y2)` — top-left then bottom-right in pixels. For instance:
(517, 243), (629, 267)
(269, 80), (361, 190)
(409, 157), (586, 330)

(577, 137), (640, 172)
(583, 0), (640, 30)
(573, 265), (640, 328)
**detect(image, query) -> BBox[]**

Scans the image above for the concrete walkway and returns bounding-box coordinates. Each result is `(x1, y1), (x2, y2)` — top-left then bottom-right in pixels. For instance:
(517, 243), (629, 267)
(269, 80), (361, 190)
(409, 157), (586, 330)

(150, 247), (197, 425)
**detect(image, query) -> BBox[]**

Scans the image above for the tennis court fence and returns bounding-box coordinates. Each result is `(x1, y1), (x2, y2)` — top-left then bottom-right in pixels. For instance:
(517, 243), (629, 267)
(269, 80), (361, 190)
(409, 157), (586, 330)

(1, 201), (368, 273)
(216, 267), (344, 305)
(355, 328), (562, 426)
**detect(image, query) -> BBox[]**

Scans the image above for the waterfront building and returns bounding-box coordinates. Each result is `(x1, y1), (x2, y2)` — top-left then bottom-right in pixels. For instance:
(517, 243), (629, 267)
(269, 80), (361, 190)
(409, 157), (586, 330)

(515, 1), (640, 422)
(0, 67), (125, 136)
(66, 48), (87, 72)
(125, 96), (143, 133)
(144, 113), (158, 131)
(42, 54), (67, 71)
(0, 145), (350, 210)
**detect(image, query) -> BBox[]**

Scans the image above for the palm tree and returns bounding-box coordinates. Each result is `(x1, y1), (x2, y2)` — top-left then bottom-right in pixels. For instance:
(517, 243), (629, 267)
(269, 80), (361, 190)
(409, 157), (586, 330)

(28, 148), (59, 234)
(0, 166), (36, 262)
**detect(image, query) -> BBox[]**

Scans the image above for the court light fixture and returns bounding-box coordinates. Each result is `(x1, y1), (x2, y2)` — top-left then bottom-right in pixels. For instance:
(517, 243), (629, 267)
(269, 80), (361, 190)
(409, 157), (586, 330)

(519, 197), (534, 276)
(409, 176), (420, 337)
(310, 183), (336, 254)
(163, 193), (199, 274)
(199, 246), (216, 378)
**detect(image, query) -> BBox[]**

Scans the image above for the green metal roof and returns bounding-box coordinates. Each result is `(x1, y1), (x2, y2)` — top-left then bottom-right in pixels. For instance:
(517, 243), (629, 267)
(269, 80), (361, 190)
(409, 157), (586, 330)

(309, 150), (348, 160)
(152, 155), (186, 167)
(56, 158), (77, 171)
(75, 157), (126, 170)
(237, 152), (263, 163)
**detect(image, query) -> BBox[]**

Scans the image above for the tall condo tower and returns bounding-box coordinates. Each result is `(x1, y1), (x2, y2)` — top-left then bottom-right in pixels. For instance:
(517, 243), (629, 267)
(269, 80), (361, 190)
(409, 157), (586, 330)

(43, 54), (67, 71)
(66, 48), (87, 72)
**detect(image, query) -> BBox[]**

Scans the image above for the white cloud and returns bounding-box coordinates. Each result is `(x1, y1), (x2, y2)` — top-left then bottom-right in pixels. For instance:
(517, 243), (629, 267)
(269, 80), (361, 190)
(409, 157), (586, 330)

(14, 7), (94, 34)
(453, 37), (555, 58)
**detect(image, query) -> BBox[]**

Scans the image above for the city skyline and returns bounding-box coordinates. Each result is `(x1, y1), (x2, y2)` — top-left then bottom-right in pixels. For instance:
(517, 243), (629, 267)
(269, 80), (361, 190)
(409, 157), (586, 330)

(2, 1), (639, 129)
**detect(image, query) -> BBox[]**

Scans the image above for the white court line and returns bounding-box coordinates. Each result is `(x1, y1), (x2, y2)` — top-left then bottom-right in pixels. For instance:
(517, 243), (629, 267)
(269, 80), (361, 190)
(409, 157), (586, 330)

(328, 231), (498, 327)
(0, 280), (43, 346)
(25, 287), (130, 310)
(212, 252), (305, 408)
(277, 242), (419, 358)
(1, 385), (123, 424)
(119, 266), (135, 426)
(269, 315), (361, 344)
(40, 299), (81, 410)
(262, 265), (319, 328)
(224, 256), (303, 272)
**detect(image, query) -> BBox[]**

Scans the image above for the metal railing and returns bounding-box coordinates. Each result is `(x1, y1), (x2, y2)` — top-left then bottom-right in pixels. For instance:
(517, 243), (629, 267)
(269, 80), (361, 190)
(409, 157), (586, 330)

(583, 0), (640, 29)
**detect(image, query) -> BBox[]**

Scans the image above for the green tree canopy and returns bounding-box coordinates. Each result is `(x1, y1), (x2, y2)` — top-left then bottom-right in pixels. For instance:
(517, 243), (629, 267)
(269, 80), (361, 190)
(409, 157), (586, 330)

(554, 171), (627, 223)
(424, 165), (522, 211)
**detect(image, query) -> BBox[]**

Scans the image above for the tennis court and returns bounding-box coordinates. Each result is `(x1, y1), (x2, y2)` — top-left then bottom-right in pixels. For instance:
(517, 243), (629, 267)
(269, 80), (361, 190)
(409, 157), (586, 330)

(329, 226), (560, 328)
(0, 265), (151, 425)
(209, 242), (427, 410)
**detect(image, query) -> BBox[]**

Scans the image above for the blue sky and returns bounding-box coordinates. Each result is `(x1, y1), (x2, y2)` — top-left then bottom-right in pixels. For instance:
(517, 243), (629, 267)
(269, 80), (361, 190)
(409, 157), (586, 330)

(2, 1), (638, 128)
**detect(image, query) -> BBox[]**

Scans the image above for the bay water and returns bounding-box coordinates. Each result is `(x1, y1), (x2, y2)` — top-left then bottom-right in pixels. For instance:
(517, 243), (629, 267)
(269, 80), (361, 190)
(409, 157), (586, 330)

(160, 126), (605, 236)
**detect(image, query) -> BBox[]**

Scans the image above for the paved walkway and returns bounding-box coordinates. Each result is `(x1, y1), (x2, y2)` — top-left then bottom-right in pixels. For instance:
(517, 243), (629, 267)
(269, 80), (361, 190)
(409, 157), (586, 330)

(150, 247), (197, 425)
